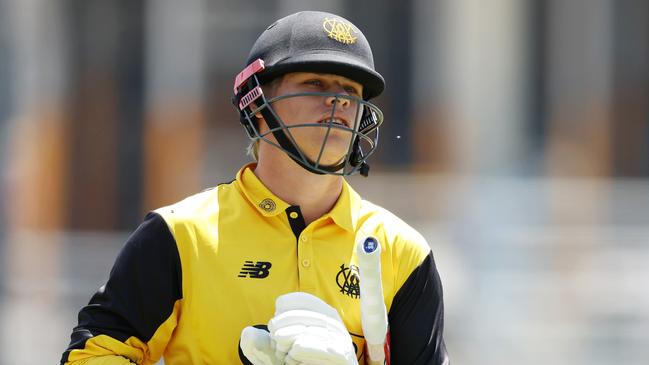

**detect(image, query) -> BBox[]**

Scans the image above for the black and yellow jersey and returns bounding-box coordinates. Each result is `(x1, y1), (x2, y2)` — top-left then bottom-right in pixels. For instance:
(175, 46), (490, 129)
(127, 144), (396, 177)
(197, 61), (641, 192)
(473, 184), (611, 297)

(62, 163), (448, 365)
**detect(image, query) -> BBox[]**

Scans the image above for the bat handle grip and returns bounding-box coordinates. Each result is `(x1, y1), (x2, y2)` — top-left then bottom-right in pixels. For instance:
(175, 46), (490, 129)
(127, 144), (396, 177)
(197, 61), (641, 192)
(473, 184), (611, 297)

(358, 236), (390, 365)
(366, 343), (385, 364)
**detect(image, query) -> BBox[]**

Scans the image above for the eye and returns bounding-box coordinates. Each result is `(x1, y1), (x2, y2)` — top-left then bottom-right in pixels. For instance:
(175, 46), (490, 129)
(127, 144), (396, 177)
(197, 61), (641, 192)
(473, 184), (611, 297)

(304, 79), (323, 87)
(344, 86), (361, 95)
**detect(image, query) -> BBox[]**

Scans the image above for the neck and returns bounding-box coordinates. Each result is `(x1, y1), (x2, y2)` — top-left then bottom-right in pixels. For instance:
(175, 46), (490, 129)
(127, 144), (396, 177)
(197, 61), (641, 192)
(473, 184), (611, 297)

(254, 151), (343, 225)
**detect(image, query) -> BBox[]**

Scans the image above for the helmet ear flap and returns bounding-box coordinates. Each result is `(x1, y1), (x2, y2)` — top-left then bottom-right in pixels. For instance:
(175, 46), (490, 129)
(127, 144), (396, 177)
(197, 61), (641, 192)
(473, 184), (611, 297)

(233, 59), (267, 138)
(232, 89), (258, 139)
(349, 137), (363, 167)
(358, 105), (379, 134)
(349, 139), (370, 177)
(348, 105), (377, 166)
(349, 105), (378, 166)
(348, 105), (379, 177)
(349, 137), (370, 177)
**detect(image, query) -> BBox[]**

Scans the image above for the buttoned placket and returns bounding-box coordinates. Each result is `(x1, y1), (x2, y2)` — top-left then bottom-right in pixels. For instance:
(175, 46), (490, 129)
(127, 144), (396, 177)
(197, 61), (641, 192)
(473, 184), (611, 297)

(286, 206), (319, 291)
(296, 228), (316, 291)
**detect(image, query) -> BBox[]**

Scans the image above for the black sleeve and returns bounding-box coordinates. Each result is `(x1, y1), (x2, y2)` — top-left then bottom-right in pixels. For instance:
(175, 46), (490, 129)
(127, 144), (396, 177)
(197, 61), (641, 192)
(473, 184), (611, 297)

(388, 251), (449, 365)
(61, 212), (183, 364)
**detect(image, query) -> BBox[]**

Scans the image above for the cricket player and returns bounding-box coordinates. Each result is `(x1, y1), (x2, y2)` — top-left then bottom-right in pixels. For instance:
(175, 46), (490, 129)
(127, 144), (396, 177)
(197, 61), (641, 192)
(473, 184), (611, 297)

(61, 11), (449, 365)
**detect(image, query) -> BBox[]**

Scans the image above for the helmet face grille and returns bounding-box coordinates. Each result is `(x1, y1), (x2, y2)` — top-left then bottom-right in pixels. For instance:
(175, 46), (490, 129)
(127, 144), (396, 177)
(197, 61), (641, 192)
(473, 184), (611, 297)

(238, 79), (384, 176)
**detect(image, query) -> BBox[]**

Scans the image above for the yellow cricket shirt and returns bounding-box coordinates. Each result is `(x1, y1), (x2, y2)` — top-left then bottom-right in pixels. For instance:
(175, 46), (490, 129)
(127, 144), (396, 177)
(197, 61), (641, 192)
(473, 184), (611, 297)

(62, 163), (448, 365)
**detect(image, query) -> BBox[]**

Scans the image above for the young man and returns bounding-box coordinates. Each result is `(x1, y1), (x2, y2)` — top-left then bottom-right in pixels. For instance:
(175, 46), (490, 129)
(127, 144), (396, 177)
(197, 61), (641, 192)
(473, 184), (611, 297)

(61, 11), (449, 365)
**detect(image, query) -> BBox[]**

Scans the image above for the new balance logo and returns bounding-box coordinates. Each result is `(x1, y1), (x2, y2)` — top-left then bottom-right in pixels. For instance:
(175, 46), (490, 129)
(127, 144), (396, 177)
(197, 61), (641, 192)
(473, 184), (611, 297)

(238, 261), (272, 278)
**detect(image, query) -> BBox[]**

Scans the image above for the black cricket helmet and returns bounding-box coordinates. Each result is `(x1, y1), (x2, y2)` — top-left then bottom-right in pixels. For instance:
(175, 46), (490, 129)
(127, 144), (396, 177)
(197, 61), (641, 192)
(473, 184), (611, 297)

(232, 11), (385, 176)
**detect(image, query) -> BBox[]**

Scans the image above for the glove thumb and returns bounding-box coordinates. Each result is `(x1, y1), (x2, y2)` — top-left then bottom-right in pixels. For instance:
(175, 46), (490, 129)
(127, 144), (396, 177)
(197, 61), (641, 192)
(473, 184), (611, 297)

(240, 326), (281, 365)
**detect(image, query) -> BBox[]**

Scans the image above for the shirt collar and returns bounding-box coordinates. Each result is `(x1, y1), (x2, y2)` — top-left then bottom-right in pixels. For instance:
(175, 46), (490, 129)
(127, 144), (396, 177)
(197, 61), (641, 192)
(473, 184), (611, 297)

(235, 163), (362, 230)
(325, 179), (362, 232)
(236, 163), (290, 217)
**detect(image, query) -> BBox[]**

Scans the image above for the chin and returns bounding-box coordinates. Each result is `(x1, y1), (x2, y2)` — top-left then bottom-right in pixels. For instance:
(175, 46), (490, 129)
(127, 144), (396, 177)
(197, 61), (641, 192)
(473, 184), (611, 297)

(307, 142), (350, 162)
(306, 150), (348, 166)
(294, 134), (353, 165)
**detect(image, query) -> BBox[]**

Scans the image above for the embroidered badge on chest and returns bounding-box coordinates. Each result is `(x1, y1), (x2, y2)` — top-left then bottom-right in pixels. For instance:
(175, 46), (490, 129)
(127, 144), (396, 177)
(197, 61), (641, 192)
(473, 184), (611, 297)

(336, 263), (360, 299)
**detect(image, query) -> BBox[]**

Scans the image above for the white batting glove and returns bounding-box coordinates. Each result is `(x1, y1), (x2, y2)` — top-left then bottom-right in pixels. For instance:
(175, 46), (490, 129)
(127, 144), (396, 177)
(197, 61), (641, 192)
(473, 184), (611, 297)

(240, 326), (282, 365)
(268, 292), (358, 365)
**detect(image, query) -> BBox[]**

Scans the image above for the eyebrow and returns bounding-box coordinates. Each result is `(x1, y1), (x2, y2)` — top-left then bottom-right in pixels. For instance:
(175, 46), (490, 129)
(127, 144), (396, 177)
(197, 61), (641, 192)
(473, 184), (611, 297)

(297, 73), (362, 93)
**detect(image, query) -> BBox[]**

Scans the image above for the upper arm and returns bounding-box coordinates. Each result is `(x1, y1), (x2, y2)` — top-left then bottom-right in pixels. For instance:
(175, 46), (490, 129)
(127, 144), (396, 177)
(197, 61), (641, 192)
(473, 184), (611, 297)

(388, 251), (449, 365)
(61, 213), (183, 365)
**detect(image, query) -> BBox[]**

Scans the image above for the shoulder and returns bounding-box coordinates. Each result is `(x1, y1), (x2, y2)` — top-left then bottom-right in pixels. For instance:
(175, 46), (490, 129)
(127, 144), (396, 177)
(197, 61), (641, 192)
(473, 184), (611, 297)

(355, 198), (434, 290)
(150, 181), (239, 259)
(155, 186), (221, 219)
(357, 199), (429, 255)
(154, 181), (235, 230)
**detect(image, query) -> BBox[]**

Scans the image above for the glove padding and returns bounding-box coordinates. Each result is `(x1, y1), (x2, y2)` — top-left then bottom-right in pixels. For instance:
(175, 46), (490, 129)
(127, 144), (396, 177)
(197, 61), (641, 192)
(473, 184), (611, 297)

(269, 292), (358, 365)
(240, 326), (282, 365)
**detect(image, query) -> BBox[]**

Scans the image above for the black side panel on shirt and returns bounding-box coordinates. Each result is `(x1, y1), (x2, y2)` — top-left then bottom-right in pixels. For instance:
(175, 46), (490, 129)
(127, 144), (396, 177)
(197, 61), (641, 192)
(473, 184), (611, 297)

(60, 212), (182, 364)
(388, 251), (449, 365)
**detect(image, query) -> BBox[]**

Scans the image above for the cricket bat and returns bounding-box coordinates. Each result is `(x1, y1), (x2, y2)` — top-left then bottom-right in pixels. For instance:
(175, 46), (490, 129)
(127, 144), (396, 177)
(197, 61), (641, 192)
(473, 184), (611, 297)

(357, 237), (390, 365)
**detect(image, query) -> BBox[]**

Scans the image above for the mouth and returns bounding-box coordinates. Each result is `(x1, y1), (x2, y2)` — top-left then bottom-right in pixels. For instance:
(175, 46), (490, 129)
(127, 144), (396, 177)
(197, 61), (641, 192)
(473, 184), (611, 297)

(318, 117), (350, 129)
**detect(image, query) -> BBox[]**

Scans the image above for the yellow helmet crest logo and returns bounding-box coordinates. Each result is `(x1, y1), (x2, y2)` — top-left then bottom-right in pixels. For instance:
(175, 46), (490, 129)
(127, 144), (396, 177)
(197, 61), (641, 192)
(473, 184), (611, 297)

(323, 17), (357, 45)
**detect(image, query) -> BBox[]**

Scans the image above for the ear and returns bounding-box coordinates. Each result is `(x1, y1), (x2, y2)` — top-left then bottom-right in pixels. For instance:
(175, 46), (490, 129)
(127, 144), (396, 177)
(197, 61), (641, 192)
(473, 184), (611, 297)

(247, 102), (267, 134)
(249, 101), (264, 120)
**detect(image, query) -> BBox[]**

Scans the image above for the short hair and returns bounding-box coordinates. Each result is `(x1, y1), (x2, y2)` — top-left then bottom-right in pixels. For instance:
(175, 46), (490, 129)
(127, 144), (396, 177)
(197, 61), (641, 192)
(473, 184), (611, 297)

(247, 139), (260, 161)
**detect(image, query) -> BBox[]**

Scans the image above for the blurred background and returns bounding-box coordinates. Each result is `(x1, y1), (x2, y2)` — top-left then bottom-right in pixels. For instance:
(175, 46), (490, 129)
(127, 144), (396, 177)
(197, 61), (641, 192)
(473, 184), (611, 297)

(1, 0), (649, 364)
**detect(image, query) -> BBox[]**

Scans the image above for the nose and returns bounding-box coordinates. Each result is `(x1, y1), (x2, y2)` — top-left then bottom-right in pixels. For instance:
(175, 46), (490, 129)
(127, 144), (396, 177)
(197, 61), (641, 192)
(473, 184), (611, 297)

(325, 94), (351, 109)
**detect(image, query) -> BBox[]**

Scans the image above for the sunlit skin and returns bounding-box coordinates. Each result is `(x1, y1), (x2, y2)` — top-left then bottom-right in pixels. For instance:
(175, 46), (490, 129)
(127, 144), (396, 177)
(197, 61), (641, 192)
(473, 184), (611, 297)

(253, 72), (364, 224)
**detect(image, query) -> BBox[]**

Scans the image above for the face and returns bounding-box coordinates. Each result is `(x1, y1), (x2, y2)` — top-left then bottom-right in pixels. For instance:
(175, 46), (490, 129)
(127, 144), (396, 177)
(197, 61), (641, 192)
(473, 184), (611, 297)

(258, 72), (363, 166)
